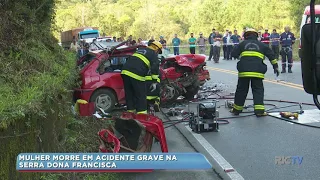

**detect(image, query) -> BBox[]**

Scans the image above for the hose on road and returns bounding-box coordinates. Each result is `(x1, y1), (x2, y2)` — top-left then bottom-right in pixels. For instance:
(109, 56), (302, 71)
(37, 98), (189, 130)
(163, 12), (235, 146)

(161, 96), (320, 129)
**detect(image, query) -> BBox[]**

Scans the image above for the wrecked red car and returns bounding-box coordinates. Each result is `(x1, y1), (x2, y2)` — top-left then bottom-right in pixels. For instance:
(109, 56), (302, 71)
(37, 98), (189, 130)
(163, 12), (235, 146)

(160, 54), (210, 103)
(96, 111), (168, 153)
(74, 42), (210, 114)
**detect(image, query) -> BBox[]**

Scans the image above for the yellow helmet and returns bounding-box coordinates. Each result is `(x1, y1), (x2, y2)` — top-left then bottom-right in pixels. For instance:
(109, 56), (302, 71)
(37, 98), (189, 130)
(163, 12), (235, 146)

(244, 28), (258, 38)
(148, 41), (163, 54)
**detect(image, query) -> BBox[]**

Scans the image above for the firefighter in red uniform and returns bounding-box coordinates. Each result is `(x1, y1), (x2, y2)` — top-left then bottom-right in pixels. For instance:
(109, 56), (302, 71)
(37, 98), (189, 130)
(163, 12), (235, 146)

(230, 29), (279, 117)
(261, 29), (270, 45)
(121, 41), (163, 114)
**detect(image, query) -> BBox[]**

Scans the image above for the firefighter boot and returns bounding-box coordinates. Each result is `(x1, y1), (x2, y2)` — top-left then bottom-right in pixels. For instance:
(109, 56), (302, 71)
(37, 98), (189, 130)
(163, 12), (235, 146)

(288, 67), (292, 73)
(230, 108), (241, 115)
(281, 67), (286, 73)
(255, 112), (268, 117)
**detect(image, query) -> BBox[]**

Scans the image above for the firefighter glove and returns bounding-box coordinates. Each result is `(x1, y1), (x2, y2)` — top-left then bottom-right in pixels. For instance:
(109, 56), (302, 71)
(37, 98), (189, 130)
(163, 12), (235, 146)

(159, 56), (165, 63)
(274, 68), (280, 77)
(150, 83), (157, 92)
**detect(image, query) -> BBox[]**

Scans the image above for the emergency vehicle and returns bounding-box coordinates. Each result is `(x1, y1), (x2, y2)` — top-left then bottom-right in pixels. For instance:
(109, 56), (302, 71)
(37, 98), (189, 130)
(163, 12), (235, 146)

(299, 5), (320, 58)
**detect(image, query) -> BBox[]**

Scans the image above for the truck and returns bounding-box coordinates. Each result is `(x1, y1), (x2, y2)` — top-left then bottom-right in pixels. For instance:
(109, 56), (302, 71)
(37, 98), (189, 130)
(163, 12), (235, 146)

(298, 5), (320, 58)
(60, 27), (99, 50)
(78, 28), (100, 44)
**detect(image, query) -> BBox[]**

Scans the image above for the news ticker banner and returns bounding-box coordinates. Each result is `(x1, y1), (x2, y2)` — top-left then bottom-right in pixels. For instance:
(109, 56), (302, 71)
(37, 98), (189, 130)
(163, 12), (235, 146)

(17, 153), (212, 172)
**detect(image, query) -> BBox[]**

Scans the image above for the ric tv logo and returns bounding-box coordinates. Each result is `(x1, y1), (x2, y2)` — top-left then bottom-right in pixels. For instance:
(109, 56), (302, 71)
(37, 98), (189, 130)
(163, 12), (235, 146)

(275, 156), (303, 165)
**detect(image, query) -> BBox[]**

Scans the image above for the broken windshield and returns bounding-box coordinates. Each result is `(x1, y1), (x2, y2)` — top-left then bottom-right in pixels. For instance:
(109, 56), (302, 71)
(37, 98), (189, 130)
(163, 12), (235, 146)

(78, 53), (96, 70)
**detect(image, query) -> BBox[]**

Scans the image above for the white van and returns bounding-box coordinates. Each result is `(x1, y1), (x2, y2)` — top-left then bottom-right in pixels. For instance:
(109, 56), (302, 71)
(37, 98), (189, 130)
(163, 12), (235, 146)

(299, 5), (320, 58)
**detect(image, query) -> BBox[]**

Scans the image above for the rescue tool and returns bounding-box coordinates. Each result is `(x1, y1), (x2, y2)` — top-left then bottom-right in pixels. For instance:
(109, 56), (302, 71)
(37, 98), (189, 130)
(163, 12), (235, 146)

(187, 101), (219, 133)
(279, 112), (299, 120)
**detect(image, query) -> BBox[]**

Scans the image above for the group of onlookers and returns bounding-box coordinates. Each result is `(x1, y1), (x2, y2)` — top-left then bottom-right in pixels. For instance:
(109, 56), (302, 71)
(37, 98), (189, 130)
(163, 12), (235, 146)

(165, 29), (243, 62)
(156, 26), (295, 67)
(70, 39), (90, 59)
(70, 27), (295, 71)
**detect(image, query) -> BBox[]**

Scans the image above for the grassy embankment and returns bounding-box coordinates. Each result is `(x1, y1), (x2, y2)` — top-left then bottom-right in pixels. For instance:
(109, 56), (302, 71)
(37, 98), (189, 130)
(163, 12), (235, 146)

(0, 1), (116, 180)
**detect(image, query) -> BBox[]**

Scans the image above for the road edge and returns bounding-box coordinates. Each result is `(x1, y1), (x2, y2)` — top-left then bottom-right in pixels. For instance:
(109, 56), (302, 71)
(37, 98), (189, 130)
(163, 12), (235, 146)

(162, 111), (245, 180)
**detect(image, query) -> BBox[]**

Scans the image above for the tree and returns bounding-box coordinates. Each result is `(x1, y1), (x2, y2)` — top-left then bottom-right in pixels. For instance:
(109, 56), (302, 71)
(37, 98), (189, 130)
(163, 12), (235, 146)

(53, 0), (315, 41)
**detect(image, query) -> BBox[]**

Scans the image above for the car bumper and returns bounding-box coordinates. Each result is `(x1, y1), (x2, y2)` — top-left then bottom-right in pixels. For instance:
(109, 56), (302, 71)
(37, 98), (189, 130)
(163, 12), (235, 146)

(73, 88), (95, 116)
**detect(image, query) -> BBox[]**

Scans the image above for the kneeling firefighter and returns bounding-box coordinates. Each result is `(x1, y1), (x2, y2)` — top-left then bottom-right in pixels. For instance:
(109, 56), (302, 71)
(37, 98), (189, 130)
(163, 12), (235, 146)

(121, 41), (162, 114)
(230, 29), (280, 117)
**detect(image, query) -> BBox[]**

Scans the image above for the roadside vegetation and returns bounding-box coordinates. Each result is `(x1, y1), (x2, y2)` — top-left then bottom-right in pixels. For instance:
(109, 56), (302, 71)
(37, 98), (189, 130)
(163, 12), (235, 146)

(54, 0), (312, 40)
(55, 0), (313, 61)
(0, 0), (316, 179)
(0, 1), (117, 179)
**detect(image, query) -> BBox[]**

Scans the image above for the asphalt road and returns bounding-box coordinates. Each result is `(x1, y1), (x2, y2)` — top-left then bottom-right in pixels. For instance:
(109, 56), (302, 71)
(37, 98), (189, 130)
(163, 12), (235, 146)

(165, 57), (320, 180)
(119, 112), (222, 180)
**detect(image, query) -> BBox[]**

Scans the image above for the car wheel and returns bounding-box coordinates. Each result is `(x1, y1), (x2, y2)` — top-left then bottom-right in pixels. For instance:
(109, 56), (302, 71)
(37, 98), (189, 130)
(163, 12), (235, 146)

(90, 89), (116, 113)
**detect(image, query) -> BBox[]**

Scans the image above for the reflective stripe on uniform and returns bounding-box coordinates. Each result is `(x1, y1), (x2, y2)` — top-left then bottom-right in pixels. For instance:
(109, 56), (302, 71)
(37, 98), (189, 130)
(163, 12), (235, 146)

(151, 74), (160, 83)
(127, 110), (136, 113)
(132, 53), (150, 68)
(146, 75), (160, 82)
(145, 75), (152, 80)
(233, 104), (243, 111)
(121, 70), (145, 81)
(271, 59), (278, 65)
(137, 110), (147, 114)
(151, 74), (158, 79)
(240, 51), (265, 59)
(238, 72), (264, 78)
(254, 105), (265, 110)
(146, 76), (160, 83)
(147, 96), (160, 100)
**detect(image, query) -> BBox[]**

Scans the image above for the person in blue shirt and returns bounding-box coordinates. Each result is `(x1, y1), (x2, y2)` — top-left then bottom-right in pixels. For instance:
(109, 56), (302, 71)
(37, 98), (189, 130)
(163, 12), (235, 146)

(270, 29), (280, 60)
(222, 30), (229, 60)
(172, 34), (181, 55)
(230, 30), (241, 60)
(279, 26), (296, 73)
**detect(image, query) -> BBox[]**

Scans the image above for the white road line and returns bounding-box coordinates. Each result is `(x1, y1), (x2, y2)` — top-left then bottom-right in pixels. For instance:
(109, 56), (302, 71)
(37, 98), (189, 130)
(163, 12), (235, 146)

(185, 126), (245, 180)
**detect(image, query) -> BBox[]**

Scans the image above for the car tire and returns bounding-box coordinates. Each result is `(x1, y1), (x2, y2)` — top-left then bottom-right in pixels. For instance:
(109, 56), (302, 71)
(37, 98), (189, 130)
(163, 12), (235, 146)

(90, 89), (116, 113)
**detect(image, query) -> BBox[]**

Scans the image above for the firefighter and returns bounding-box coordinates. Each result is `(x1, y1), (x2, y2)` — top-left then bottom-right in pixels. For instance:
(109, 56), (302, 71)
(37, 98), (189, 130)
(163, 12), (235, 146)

(121, 41), (163, 114)
(146, 69), (162, 112)
(279, 26), (296, 73)
(230, 29), (279, 117)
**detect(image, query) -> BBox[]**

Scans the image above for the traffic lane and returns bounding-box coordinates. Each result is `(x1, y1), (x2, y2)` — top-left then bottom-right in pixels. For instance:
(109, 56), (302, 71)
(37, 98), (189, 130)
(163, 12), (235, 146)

(202, 69), (320, 180)
(206, 59), (304, 86)
(204, 107), (320, 180)
(120, 113), (221, 180)
(206, 66), (312, 105)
